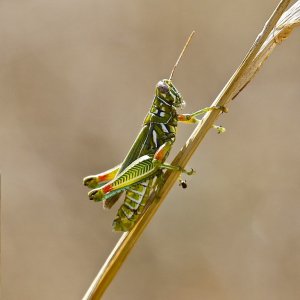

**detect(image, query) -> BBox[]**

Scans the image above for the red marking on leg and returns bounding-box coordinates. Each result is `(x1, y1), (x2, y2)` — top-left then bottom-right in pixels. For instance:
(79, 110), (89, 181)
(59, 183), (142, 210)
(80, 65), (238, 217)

(154, 150), (164, 161)
(178, 115), (185, 121)
(154, 142), (172, 162)
(98, 174), (108, 181)
(102, 184), (113, 194)
(154, 147), (167, 161)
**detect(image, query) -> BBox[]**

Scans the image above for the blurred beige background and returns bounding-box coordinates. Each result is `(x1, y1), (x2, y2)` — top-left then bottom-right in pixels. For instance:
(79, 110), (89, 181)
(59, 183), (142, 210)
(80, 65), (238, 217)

(1, 0), (300, 299)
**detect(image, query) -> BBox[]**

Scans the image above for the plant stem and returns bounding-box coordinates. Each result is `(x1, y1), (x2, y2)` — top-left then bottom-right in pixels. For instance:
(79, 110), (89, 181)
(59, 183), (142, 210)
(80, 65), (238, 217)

(82, 0), (293, 299)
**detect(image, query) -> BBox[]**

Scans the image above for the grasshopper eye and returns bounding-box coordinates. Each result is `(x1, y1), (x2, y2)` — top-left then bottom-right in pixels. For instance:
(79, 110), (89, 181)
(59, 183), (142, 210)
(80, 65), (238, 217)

(157, 81), (169, 94)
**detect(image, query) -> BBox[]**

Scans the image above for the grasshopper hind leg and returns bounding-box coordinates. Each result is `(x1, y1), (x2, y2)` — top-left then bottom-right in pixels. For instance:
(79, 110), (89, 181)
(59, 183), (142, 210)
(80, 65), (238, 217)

(83, 164), (121, 189)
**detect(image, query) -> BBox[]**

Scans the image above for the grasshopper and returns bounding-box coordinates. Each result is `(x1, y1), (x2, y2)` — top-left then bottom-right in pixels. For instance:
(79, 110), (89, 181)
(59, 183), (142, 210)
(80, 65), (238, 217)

(83, 32), (225, 232)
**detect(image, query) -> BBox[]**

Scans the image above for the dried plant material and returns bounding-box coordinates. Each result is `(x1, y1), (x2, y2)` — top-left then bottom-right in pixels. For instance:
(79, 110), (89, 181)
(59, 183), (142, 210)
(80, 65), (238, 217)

(82, 1), (298, 299)
(233, 1), (300, 99)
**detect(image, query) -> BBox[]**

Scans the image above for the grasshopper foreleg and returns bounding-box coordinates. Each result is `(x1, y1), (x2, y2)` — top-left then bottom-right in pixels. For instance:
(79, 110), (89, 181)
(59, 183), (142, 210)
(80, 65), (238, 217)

(178, 105), (228, 124)
(178, 106), (227, 133)
(212, 124), (226, 134)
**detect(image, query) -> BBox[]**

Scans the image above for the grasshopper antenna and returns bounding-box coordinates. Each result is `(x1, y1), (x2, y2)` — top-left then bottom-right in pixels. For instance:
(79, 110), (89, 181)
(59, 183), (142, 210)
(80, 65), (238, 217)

(169, 30), (195, 81)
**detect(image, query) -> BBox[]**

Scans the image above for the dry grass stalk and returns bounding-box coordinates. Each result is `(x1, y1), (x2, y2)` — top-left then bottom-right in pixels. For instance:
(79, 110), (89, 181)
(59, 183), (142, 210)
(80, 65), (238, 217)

(233, 0), (300, 98)
(82, 0), (299, 298)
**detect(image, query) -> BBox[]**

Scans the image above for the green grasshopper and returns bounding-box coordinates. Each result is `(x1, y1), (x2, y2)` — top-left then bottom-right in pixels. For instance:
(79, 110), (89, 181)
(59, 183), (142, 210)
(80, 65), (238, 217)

(83, 32), (225, 232)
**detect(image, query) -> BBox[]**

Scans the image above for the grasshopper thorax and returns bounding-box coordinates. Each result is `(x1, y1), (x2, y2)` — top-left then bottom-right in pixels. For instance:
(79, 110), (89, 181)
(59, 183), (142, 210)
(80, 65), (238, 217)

(156, 79), (185, 109)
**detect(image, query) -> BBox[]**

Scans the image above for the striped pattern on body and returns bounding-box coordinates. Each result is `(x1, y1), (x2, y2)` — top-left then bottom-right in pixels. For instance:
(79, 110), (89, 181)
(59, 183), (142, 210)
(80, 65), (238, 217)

(113, 179), (156, 231)
(98, 155), (157, 202)
(110, 156), (157, 191)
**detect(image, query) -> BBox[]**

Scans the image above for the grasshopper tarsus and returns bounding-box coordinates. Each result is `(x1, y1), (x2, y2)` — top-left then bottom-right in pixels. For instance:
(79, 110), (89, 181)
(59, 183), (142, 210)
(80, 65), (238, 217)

(179, 180), (188, 189)
(218, 106), (229, 113)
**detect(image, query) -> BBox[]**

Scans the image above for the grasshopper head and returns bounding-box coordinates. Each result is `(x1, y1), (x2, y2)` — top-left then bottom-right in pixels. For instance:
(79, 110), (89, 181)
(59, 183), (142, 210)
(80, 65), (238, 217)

(156, 79), (185, 109)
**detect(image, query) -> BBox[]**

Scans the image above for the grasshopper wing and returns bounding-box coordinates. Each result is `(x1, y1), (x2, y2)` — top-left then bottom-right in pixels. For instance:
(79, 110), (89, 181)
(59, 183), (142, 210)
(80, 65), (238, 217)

(104, 125), (152, 208)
